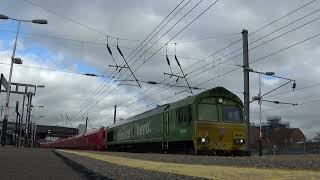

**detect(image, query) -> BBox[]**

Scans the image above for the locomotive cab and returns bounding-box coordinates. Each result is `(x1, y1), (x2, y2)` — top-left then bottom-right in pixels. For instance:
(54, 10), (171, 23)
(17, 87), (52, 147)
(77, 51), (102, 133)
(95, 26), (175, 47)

(194, 95), (248, 156)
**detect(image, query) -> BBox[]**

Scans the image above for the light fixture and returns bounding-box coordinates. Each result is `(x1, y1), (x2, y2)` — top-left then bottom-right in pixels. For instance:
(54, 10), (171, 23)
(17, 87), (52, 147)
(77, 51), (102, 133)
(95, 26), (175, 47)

(12, 57), (22, 64)
(31, 19), (48, 24)
(265, 72), (275, 76)
(37, 85), (45, 88)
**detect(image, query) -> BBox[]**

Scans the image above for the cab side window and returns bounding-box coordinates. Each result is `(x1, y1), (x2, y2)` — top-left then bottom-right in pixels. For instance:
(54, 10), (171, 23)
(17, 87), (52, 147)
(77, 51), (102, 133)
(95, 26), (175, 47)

(177, 106), (191, 124)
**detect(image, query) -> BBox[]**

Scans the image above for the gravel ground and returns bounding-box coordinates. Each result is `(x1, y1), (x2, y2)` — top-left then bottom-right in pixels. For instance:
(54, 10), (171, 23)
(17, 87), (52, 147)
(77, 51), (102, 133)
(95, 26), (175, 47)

(0, 146), (86, 180)
(57, 151), (205, 180)
(89, 151), (320, 170)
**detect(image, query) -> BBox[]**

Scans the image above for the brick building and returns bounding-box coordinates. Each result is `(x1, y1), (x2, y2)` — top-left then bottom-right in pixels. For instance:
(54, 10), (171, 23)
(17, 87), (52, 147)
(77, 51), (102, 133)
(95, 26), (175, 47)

(250, 117), (306, 149)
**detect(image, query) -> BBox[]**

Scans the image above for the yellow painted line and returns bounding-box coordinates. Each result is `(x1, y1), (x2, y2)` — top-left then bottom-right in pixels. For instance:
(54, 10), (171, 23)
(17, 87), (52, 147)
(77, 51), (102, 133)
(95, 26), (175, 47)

(58, 150), (320, 180)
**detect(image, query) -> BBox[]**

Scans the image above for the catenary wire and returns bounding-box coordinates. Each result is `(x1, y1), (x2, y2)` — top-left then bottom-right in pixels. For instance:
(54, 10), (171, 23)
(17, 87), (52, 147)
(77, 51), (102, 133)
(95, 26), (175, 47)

(71, 0), (194, 120)
(80, 0), (222, 118)
(123, 26), (320, 117)
(115, 1), (319, 111)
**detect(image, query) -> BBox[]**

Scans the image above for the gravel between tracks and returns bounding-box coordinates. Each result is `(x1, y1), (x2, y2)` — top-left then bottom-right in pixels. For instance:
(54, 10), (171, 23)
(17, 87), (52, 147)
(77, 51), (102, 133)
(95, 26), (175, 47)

(91, 151), (320, 170)
(57, 150), (205, 180)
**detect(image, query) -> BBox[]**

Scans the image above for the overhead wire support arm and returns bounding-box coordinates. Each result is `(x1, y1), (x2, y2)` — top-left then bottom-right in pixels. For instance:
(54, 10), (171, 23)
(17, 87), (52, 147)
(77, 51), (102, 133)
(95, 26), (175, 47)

(65, 113), (73, 128)
(106, 36), (123, 72)
(60, 113), (66, 125)
(174, 43), (193, 93)
(85, 113), (93, 130)
(261, 99), (298, 106)
(270, 75), (296, 82)
(163, 44), (193, 93)
(165, 43), (173, 74)
(261, 80), (295, 98)
(175, 55), (192, 93)
(118, 83), (140, 87)
(106, 36), (118, 65)
(116, 39), (141, 88)
(108, 64), (128, 69)
(163, 72), (185, 79)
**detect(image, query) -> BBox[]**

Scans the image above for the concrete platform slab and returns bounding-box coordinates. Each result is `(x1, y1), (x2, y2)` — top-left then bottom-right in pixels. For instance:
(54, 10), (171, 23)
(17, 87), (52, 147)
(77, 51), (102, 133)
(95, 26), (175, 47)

(0, 147), (86, 180)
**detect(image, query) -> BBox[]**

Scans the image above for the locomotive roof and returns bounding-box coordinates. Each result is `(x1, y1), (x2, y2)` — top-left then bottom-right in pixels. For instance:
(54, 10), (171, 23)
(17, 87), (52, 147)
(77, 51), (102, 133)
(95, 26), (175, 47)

(108, 86), (242, 128)
(169, 86), (242, 109)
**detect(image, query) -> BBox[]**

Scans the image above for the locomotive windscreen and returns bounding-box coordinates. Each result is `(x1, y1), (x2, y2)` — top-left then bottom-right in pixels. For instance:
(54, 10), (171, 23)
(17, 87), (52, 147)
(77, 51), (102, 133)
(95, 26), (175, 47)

(223, 106), (241, 122)
(197, 103), (218, 121)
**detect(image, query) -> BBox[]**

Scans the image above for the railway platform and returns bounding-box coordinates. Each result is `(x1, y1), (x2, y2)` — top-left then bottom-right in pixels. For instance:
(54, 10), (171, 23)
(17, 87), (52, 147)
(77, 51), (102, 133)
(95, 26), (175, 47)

(0, 147), (86, 180)
(1, 146), (320, 179)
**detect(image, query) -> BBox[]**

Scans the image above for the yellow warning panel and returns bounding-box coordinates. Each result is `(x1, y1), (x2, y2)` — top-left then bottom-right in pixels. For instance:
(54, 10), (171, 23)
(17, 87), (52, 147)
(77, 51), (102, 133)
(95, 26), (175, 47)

(58, 150), (320, 180)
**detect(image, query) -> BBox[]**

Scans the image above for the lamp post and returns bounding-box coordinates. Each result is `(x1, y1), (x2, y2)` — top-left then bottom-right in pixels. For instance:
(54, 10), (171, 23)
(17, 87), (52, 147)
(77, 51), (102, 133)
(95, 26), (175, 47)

(25, 84), (45, 147)
(0, 14), (47, 146)
(32, 115), (44, 147)
(29, 105), (44, 147)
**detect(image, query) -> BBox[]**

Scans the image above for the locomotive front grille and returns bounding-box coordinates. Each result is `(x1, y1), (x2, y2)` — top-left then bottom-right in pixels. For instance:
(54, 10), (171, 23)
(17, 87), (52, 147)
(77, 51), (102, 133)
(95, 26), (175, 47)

(194, 121), (246, 151)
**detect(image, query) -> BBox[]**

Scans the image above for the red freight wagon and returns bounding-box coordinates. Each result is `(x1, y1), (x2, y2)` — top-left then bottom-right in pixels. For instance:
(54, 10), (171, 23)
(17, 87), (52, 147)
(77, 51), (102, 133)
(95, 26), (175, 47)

(40, 127), (105, 151)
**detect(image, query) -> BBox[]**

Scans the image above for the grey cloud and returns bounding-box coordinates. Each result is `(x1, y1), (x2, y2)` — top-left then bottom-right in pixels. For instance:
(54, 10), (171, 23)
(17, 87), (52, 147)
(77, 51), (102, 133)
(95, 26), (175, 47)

(0, 0), (320, 139)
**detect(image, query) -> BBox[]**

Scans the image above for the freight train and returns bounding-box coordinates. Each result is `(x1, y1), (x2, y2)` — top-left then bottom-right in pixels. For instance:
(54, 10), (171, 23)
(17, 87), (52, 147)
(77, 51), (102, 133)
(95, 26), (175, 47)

(41, 87), (249, 156)
(40, 127), (104, 151)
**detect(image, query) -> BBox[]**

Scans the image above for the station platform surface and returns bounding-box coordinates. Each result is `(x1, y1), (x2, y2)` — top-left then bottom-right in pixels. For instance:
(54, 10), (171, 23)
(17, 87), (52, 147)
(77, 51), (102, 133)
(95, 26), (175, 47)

(0, 147), (86, 180)
(58, 149), (320, 180)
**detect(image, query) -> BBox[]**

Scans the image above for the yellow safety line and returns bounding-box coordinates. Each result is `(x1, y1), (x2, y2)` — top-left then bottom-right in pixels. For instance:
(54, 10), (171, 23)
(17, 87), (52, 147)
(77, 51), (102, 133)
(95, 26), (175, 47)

(58, 150), (320, 180)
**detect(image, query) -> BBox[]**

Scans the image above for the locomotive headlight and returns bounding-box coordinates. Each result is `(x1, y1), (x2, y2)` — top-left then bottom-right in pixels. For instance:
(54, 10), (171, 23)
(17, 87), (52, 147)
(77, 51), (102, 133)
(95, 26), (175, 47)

(234, 138), (245, 144)
(218, 98), (223, 103)
(201, 137), (206, 143)
(197, 137), (210, 144)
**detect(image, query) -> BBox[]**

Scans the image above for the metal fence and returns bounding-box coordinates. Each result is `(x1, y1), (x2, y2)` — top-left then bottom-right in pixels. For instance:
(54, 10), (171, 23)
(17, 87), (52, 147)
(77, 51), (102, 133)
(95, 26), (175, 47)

(250, 142), (320, 155)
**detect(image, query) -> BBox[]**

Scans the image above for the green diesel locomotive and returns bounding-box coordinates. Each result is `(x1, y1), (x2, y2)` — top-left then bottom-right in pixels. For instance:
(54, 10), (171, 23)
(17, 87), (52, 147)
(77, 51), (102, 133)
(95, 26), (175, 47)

(104, 86), (249, 156)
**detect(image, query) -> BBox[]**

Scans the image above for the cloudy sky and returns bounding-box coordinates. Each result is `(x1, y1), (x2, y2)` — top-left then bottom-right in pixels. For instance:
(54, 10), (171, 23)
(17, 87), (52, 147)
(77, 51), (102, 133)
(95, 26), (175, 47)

(0, 0), (320, 139)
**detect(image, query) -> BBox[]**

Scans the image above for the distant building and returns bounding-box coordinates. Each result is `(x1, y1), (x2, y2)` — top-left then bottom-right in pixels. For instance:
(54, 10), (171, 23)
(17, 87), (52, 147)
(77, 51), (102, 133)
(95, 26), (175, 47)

(262, 116), (289, 136)
(78, 124), (87, 134)
(250, 116), (306, 149)
(268, 127), (305, 146)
